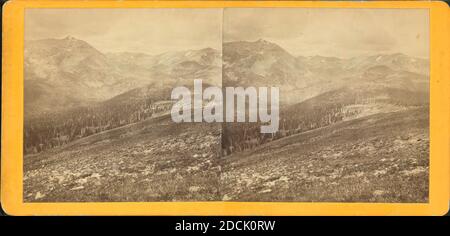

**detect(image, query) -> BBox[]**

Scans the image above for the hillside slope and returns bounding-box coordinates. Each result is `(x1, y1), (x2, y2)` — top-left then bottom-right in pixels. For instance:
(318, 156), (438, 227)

(24, 115), (222, 202)
(25, 37), (221, 115)
(220, 108), (429, 202)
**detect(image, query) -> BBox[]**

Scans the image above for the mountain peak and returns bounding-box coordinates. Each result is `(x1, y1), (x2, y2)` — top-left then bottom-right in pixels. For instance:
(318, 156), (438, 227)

(63, 35), (78, 41)
(57, 36), (102, 53)
(255, 38), (269, 43)
(198, 47), (218, 53)
(223, 39), (294, 62)
(253, 39), (282, 49)
(390, 52), (407, 57)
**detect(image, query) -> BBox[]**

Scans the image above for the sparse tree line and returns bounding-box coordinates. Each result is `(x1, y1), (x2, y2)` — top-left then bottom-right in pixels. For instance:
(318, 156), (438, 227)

(24, 97), (173, 154)
(221, 103), (350, 156)
(221, 88), (429, 156)
(24, 86), (427, 155)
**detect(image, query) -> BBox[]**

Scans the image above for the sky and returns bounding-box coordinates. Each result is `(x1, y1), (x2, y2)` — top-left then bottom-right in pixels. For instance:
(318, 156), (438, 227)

(26, 8), (429, 58)
(25, 8), (223, 55)
(224, 8), (429, 58)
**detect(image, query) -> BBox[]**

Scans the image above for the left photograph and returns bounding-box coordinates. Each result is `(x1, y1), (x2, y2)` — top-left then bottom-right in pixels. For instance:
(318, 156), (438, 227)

(23, 9), (223, 202)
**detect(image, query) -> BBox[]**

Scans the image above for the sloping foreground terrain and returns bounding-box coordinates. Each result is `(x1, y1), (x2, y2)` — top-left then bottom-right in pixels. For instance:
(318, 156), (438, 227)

(23, 38), (429, 202)
(24, 115), (222, 202)
(24, 107), (428, 202)
(220, 108), (429, 202)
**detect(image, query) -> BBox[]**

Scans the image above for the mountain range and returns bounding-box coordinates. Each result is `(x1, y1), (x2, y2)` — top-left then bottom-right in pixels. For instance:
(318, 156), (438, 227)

(223, 39), (428, 103)
(24, 37), (430, 202)
(25, 37), (429, 116)
(24, 36), (221, 116)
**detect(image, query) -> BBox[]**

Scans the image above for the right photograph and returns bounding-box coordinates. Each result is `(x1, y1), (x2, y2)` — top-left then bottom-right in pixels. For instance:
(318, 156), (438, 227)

(220, 8), (430, 202)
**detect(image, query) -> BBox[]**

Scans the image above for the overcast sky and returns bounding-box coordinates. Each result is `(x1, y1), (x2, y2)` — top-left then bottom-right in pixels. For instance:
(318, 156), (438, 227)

(25, 8), (223, 55)
(26, 8), (428, 58)
(224, 8), (429, 58)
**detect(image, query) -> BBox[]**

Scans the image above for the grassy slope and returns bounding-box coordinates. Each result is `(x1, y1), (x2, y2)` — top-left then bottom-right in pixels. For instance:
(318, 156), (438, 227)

(220, 107), (429, 202)
(24, 107), (429, 203)
(24, 115), (222, 202)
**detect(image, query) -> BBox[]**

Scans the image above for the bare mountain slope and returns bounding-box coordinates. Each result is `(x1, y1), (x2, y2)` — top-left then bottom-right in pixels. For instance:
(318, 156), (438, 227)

(223, 39), (312, 89)
(24, 114), (222, 202)
(25, 37), (221, 115)
(223, 39), (429, 104)
(222, 39), (429, 155)
(24, 38), (429, 202)
(220, 107), (429, 202)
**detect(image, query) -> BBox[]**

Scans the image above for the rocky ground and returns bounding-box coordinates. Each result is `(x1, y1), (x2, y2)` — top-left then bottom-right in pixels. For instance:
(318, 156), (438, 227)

(220, 107), (429, 202)
(24, 108), (429, 203)
(24, 115), (222, 202)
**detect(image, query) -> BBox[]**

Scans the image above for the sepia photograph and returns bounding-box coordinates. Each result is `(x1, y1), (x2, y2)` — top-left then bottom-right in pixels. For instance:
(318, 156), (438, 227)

(23, 8), (224, 202)
(23, 8), (429, 203)
(220, 8), (429, 202)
